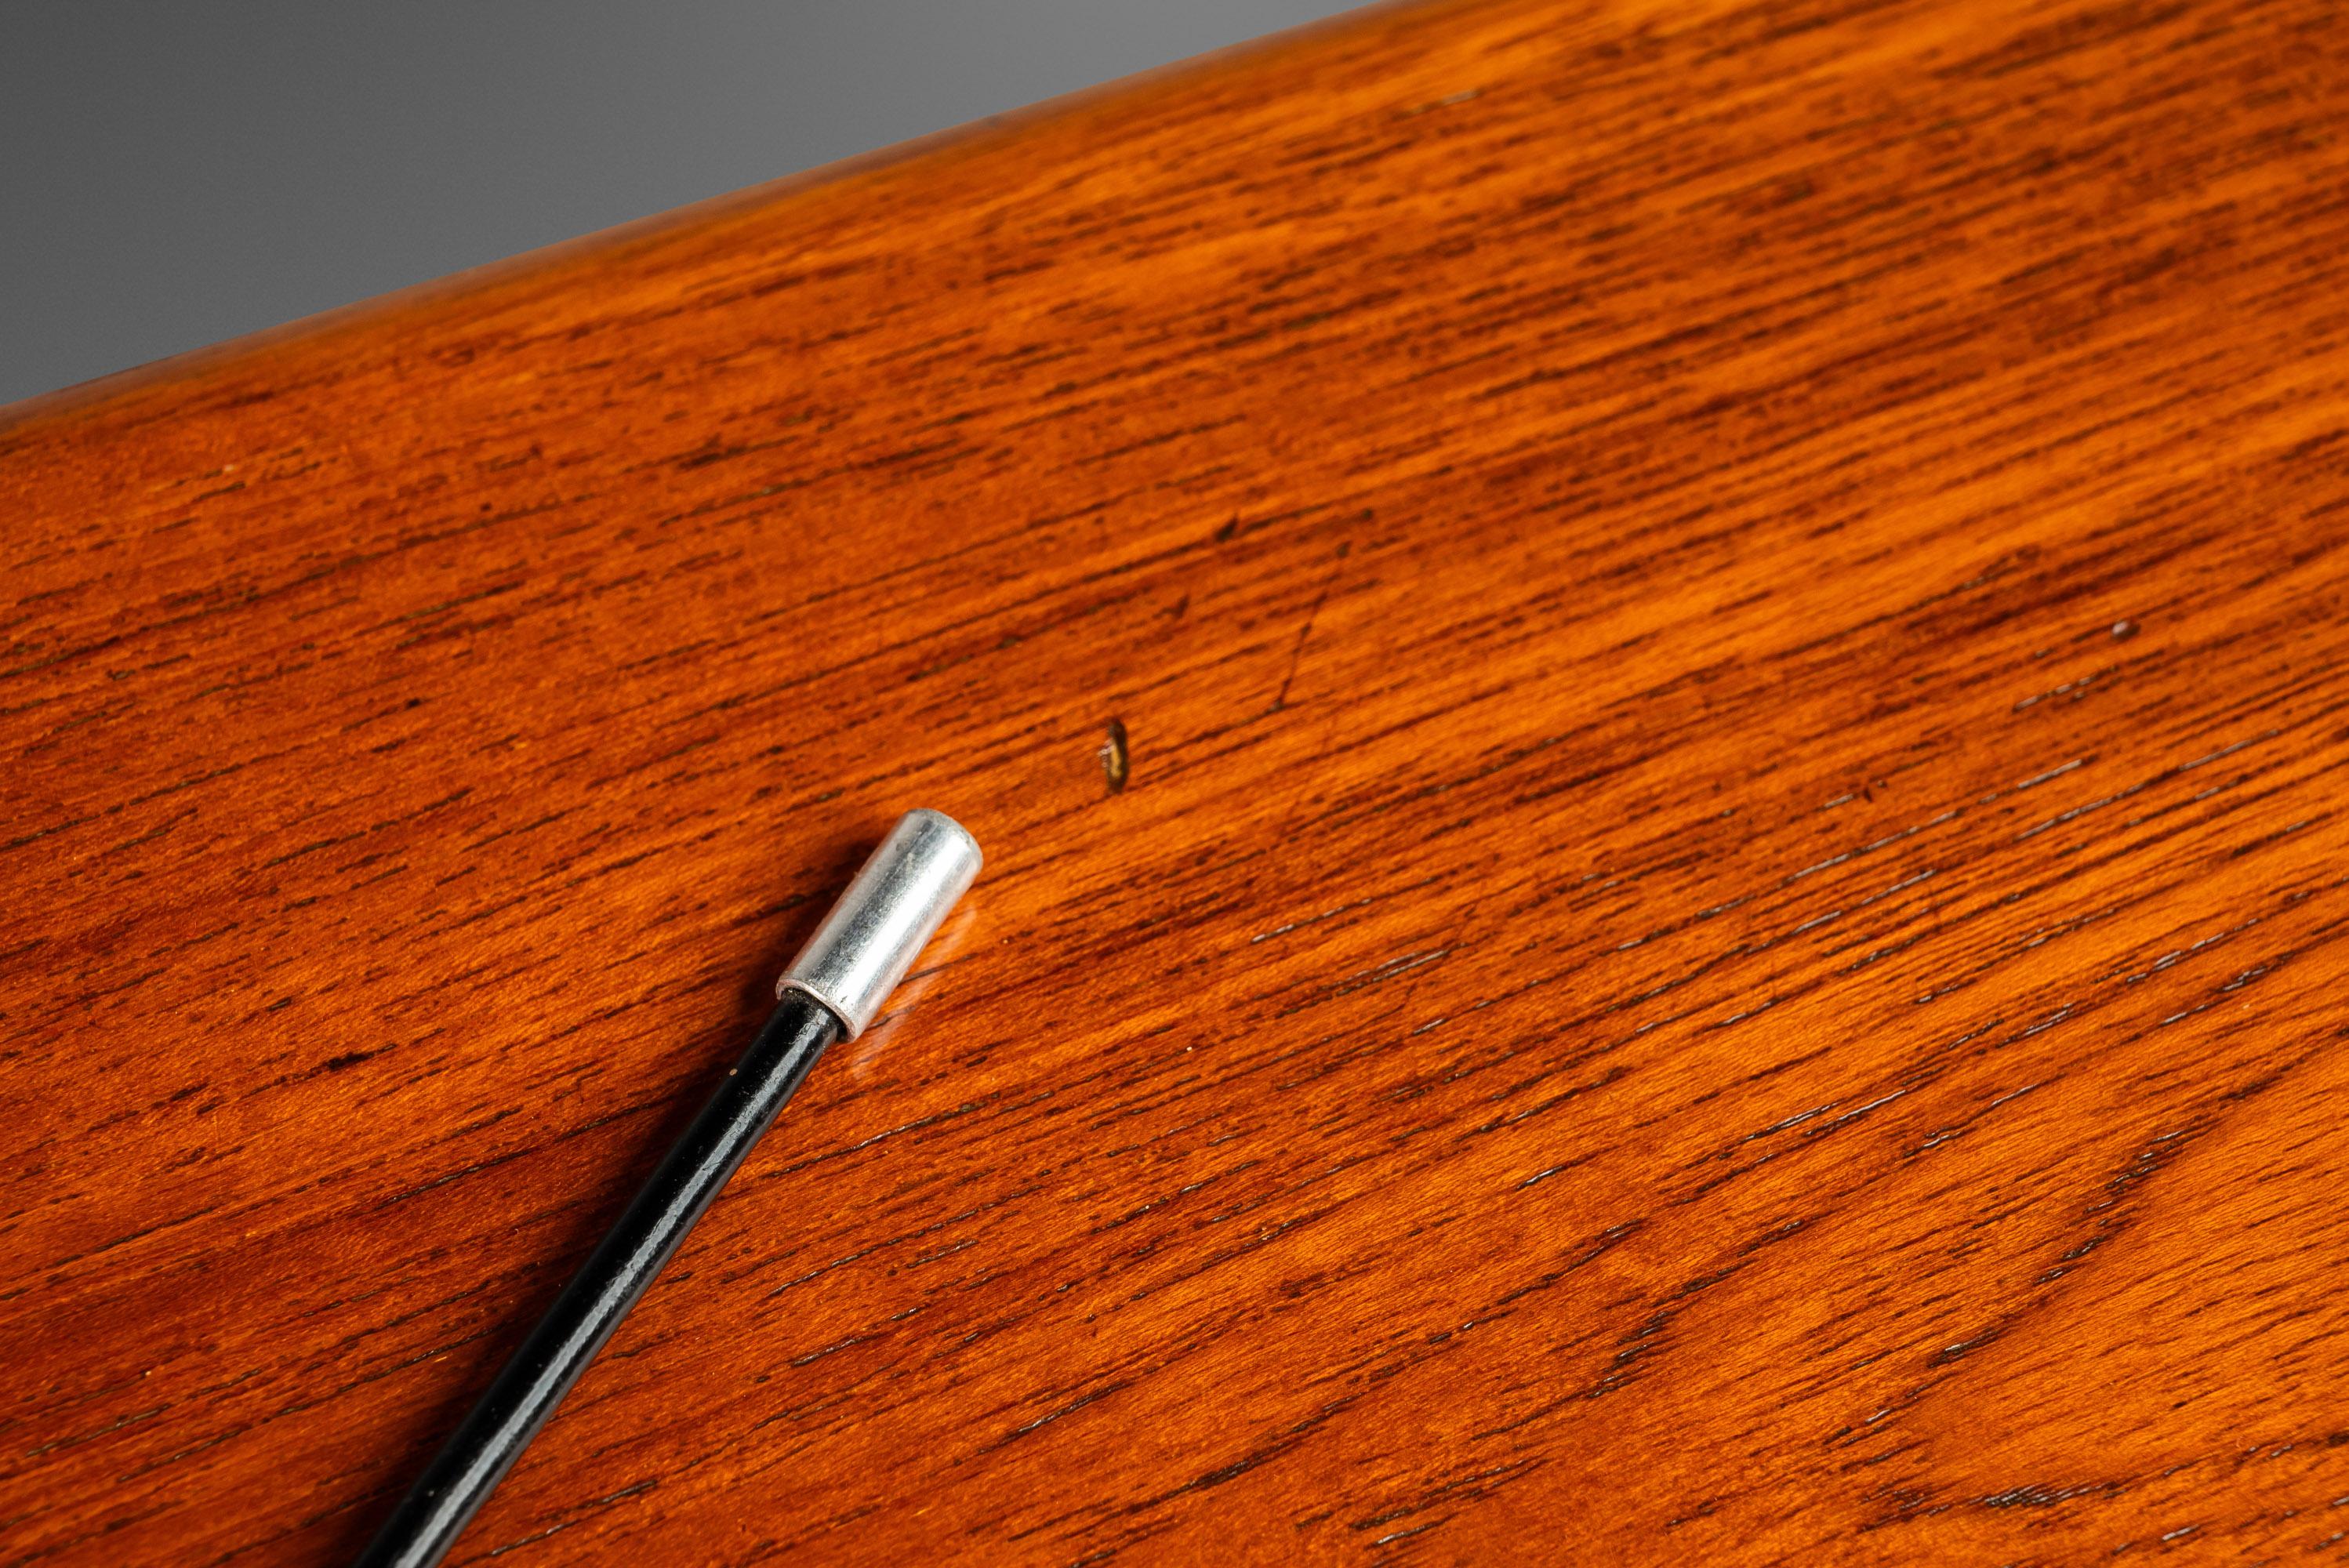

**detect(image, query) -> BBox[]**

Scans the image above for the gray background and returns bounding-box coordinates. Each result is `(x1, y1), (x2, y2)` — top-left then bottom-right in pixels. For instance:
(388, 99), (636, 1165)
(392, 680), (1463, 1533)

(1, 1), (1360, 408)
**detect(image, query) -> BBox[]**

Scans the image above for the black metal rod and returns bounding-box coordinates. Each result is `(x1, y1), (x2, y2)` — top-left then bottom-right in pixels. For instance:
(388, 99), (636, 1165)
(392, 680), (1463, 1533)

(354, 994), (841, 1568)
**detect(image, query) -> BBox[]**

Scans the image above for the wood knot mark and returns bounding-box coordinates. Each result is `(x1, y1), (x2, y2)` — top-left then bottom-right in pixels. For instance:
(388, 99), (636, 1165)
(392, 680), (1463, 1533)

(1099, 718), (1129, 793)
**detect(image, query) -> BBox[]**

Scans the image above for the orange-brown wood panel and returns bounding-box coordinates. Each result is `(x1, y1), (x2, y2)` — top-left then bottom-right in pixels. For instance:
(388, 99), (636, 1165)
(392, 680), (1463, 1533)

(8, 0), (2349, 1561)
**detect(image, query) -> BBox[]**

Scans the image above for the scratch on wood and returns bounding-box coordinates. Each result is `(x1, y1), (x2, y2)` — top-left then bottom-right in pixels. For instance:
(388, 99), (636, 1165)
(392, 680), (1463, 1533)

(1273, 541), (1351, 711)
(1100, 718), (1129, 793)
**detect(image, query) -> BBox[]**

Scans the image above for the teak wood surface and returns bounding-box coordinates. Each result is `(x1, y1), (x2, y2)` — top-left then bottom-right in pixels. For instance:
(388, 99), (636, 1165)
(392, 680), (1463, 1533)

(8, 0), (2349, 1561)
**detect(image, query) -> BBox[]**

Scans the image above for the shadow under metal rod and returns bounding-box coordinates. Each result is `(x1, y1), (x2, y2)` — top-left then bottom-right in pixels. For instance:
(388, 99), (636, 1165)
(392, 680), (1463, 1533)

(354, 809), (982, 1568)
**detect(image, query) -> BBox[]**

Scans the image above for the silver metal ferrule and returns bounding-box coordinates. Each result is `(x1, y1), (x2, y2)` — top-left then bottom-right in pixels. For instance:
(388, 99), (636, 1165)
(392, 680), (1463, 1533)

(777, 809), (982, 1039)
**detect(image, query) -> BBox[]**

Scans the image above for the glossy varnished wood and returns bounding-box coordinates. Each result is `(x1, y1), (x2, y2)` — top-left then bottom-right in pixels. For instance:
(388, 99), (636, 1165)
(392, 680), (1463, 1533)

(8, 0), (2349, 1560)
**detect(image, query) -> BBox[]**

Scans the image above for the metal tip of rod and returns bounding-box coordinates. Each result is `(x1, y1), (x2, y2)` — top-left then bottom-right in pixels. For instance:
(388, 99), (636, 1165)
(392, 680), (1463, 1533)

(777, 809), (982, 1038)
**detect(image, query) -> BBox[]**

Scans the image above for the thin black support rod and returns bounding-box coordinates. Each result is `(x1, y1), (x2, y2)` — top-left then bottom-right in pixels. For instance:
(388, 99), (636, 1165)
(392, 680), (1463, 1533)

(353, 808), (981, 1568)
(354, 996), (840, 1568)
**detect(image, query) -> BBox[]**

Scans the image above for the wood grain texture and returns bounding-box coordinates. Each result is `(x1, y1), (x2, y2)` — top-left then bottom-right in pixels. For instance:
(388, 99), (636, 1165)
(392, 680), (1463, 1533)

(7, 0), (2349, 1560)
